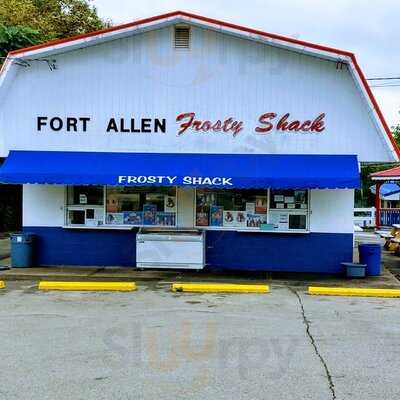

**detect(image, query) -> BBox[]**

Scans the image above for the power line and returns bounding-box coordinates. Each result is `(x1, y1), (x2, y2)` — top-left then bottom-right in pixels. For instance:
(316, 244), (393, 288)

(367, 77), (400, 81)
(370, 84), (400, 88)
(366, 76), (400, 88)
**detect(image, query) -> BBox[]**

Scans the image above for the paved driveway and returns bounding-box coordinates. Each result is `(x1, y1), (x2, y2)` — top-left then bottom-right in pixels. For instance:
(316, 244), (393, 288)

(0, 282), (399, 400)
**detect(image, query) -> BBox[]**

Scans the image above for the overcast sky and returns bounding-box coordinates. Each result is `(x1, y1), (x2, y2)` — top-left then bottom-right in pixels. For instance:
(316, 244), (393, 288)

(92, 0), (400, 127)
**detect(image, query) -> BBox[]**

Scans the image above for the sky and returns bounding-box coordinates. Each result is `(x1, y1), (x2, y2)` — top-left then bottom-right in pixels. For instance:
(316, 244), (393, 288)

(92, 0), (400, 127)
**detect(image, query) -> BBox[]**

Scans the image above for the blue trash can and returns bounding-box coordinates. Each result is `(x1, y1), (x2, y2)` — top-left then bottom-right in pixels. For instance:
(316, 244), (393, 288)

(358, 243), (381, 276)
(11, 233), (35, 268)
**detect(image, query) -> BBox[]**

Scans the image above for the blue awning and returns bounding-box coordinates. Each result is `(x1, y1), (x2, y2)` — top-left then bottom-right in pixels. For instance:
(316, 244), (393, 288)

(0, 151), (360, 189)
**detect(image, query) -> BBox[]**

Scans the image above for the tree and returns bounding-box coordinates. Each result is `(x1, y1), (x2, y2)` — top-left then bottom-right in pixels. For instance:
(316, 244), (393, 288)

(355, 162), (398, 207)
(0, 0), (109, 45)
(392, 123), (400, 148)
(0, 25), (44, 59)
(0, 1), (110, 232)
(355, 123), (400, 207)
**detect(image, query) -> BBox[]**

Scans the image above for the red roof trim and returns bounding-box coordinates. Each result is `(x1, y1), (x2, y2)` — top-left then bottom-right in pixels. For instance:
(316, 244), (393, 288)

(6, 10), (400, 159)
(9, 11), (181, 56)
(176, 12), (354, 57)
(9, 10), (354, 57)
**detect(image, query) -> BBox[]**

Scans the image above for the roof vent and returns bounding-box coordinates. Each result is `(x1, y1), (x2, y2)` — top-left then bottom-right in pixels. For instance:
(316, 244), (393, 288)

(174, 25), (191, 49)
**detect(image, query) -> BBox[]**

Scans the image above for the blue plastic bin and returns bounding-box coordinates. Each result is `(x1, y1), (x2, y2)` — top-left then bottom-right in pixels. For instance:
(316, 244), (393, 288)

(341, 262), (366, 278)
(358, 243), (381, 276)
(11, 233), (35, 268)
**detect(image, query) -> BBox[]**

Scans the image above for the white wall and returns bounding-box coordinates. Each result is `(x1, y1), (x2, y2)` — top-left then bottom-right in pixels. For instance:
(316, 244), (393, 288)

(0, 25), (393, 161)
(310, 189), (354, 234)
(0, 134), (4, 158)
(23, 185), (64, 227)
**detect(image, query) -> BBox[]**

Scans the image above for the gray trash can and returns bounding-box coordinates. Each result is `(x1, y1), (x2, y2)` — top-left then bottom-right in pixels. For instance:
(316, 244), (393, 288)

(11, 233), (35, 268)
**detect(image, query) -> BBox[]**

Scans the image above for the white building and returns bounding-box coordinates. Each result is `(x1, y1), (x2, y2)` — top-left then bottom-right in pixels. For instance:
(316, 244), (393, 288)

(0, 11), (397, 272)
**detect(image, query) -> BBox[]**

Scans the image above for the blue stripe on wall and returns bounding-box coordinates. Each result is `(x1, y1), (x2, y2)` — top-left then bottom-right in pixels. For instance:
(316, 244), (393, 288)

(23, 227), (353, 273)
(205, 230), (353, 273)
(23, 227), (136, 267)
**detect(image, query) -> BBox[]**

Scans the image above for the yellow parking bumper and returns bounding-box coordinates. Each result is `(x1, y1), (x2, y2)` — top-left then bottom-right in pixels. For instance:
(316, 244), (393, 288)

(0, 281), (5, 289)
(172, 283), (269, 293)
(38, 281), (136, 292)
(309, 286), (400, 298)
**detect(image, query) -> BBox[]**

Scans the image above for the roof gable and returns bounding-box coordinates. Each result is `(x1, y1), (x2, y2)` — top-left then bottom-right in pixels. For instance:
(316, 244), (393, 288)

(1, 11), (398, 160)
(7, 11), (354, 60)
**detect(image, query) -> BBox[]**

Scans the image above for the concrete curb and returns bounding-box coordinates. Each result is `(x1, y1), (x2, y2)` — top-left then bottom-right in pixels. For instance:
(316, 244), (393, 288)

(171, 283), (269, 293)
(0, 269), (175, 282)
(309, 286), (400, 298)
(38, 281), (137, 291)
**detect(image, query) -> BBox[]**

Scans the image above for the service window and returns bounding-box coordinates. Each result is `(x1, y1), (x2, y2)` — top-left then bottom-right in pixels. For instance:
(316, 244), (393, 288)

(105, 187), (177, 226)
(195, 189), (268, 229)
(67, 186), (104, 206)
(66, 186), (104, 226)
(269, 189), (309, 231)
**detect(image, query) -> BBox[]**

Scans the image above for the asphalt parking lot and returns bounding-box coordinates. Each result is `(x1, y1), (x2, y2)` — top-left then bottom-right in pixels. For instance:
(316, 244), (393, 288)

(1, 281), (400, 400)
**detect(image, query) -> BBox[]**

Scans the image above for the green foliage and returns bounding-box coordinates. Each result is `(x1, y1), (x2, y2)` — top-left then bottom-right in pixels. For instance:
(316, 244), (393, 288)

(0, 1), (110, 232)
(355, 123), (400, 207)
(392, 124), (400, 148)
(0, 0), (109, 40)
(355, 163), (399, 207)
(0, 0), (109, 60)
(0, 25), (44, 59)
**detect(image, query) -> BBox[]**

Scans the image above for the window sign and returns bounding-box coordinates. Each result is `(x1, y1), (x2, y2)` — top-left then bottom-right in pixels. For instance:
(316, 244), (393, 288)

(195, 189), (268, 230)
(105, 187), (176, 227)
(196, 188), (309, 231)
(79, 194), (87, 204)
(269, 189), (308, 231)
(164, 196), (176, 212)
(270, 190), (308, 210)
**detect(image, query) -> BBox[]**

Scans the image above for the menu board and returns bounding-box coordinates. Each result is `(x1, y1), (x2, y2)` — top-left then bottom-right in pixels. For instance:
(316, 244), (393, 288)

(269, 212), (289, 230)
(271, 190), (308, 210)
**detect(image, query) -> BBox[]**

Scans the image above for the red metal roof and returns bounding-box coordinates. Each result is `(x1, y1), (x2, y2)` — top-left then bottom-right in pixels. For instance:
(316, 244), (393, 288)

(371, 165), (400, 179)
